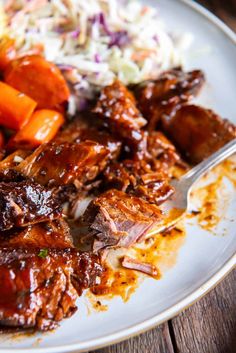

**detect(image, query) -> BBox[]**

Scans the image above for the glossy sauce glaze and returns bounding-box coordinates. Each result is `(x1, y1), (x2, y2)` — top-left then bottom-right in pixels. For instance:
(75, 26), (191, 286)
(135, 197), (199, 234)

(0, 45), (235, 333)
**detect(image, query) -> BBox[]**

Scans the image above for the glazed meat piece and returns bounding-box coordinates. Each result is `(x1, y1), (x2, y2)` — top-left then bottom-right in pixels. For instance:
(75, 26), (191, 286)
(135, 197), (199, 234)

(82, 189), (163, 251)
(0, 248), (102, 330)
(0, 219), (73, 248)
(0, 150), (30, 170)
(0, 181), (61, 231)
(147, 131), (182, 171)
(164, 105), (236, 163)
(17, 141), (109, 187)
(103, 159), (174, 205)
(0, 150), (30, 182)
(54, 115), (90, 143)
(94, 80), (146, 130)
(78, 128), (122, 160)
(94, 80), (147, 158)
(135, 68), (205, 130)
(55, 116), (122, 160)
(102, 132), (182, 201)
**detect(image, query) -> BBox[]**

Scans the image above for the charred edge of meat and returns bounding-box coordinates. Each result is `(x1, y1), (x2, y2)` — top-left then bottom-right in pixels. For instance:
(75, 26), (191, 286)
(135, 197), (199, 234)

(0, 168), (25, 182)
(0, 180), (62, 231)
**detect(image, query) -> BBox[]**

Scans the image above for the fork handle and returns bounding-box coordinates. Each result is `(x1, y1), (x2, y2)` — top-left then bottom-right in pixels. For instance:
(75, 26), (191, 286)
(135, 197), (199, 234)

(182, 138), (236, 185)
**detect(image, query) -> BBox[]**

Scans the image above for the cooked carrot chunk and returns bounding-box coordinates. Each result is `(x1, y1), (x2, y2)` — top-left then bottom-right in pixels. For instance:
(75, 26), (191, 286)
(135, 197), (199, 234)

(0, 81), (37, 130)
(9, 109), (65, 149)
(4, 55), (70, 109)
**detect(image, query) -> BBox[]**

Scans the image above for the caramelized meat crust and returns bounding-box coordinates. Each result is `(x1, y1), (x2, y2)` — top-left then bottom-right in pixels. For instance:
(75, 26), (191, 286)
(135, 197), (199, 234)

(94, 80), (146, 130)
(0, 219), (73, 248)
(56, 116), (122, 160)
(17, 141), (109, 186)
(0, 248), (102, 331)
(135, 68), (205, 130)
(94, 80), (147, 158)
(164, 105), (236, 163)
(146, 131), (182, 171)
(82, 189), (163, 251)
(101, 132), (181, 206)
(0, 181), (61, 231)
(103, 159), (174, 205)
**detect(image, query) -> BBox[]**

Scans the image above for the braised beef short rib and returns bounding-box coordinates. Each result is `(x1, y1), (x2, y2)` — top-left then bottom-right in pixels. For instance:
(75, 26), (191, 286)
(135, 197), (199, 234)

(94, 80), (147, 158)
(163, 105), (236, 163)
(135, 68), (205, 130)
(82, 189), (163, 251)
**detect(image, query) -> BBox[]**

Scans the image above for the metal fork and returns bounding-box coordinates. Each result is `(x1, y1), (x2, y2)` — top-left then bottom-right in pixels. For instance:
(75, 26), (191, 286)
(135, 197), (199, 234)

(148, 138), (236, 237)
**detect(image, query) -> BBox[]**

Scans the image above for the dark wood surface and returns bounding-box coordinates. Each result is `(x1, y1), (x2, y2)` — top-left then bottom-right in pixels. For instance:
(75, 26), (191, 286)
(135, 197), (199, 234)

(197, 0), (236, 31)
(87, 2), (236, 353)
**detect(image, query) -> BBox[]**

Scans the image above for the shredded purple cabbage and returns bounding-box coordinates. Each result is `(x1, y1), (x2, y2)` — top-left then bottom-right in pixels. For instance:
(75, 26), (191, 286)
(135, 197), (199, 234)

(91, 12), (111, 35)
(57, 64), (75, 71)
(71, 27), (80, 39)
(94, 53), (101, 63)
(53, 26), (65, 34)
(153, 35), (159, 43)
(90, 12), (129, 48)
(99, 12), (111, 35)
(108, 30), (130, 48)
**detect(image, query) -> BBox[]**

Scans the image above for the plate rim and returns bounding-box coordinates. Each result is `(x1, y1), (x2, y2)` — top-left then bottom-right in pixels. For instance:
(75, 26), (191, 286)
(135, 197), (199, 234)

(1, 0), (236, 352)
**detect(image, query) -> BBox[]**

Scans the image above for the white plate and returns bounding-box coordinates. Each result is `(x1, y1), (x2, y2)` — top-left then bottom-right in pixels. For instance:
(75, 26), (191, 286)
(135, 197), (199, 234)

(0, 1), (236, 352)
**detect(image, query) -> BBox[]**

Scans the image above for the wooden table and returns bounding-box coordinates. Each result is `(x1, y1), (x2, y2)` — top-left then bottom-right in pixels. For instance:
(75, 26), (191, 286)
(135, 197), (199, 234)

(89, 2), (236, 353)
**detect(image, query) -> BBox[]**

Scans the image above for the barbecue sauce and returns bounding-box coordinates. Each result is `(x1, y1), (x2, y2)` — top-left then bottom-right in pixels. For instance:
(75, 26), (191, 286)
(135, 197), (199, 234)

(90, 225), (185, 302)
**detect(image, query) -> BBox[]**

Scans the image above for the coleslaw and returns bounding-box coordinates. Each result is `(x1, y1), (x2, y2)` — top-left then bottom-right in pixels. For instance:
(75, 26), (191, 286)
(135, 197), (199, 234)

(1, 0), (193, 112)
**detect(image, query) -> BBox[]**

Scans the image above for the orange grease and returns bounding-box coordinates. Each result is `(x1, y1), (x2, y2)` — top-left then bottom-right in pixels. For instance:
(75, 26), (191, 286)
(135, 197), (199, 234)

(90, 159), (236, 304)
(190, 158), (236, 231)
(90, 225), (185, 302)
(91, 264), (139, 302)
